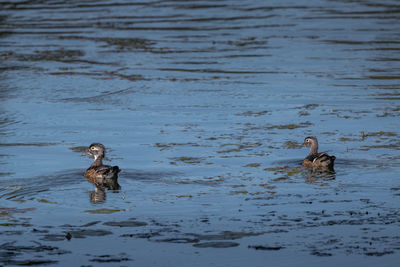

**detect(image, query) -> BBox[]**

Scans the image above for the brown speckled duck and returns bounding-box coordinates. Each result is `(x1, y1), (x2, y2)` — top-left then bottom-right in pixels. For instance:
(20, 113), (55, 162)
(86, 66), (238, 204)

(83, 143), (121, 188)
(303, 136), (335, 170)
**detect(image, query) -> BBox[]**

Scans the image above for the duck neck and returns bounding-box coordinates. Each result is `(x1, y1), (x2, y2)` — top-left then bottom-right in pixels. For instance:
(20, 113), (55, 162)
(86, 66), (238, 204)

(309, 143), (318, 155)
(90, 155), (103, 168)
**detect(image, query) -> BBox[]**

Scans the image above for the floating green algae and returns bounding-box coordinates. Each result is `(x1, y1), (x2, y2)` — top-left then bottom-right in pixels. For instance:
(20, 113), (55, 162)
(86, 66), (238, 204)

(84, 209), (121, 214)
(103, 220), (147, 227)
(38, 199), (57, 204)
(244, 163), (260, 167)
(170, 156), (204, 164)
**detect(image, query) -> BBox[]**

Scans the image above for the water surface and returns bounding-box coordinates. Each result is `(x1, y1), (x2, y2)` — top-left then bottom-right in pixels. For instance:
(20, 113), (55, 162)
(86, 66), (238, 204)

(0, 0), (399, 266)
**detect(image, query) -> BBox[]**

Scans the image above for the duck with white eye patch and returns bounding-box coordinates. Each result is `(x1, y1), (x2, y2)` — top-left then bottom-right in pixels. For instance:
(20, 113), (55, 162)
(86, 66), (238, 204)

(302, 136), (335, 171)
(82, 143), (121, 189)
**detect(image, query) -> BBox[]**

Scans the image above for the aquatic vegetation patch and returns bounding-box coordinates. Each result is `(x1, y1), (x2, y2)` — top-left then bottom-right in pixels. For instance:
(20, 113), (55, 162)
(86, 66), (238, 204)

(361, 131), (397, 139)
(176, 194), (193, 198)
(228, 36), (267, 47)
(84, 208), (121, 214)
(217, 142), (262, 154)
(266, 122), (312, 130)
(66, 229), (113, 238)
(59, 36), (154, 51)
(339, 137), (358, 142)
(199, 176), (225, 183)
(177, 177), (224, 185)
(244, 163), (260, 167)
(17, 49), (84, 62)
(0, 241), (69, 265)
(283, 141), (302, 149)
(217, 146), (242, 153)
(38, 199), (57, 204)
(230, 190), (248, 195)
(115, 73), (145, 81)
(50, 71), (104, 77)
(89, 254), (132, 263)
(99, 37), (154, 50)
(295, 104), (319, 110)
(259, 184), (277, 194)
(235, 110), (269, 117)
(231, 184), (246, 188)
(155, 142), (200, 150)
(310, 250), (332, 257)
(390, 187), (400, 196)
(248, 245), (284, 250)
(355, 131), (400, 151)
(0, 259), (59, 265)
(0, 207), (35, 217)
(41, 234), (70, 242)
(79, 221), (101, 227)
(157, 237), (199, 244)
(170, 156), (205, 165)
(364, 251), (394, 256)
(103, 220), (147, 227)
(264, 166), (303, 176)
(194, 231), (264, 241)
(193, 241), (239, 248)
(272, 177), (289, 182)
(360, 143), (400, 151)
(298, 111), (310, 116)
(263, 165), (317, 184)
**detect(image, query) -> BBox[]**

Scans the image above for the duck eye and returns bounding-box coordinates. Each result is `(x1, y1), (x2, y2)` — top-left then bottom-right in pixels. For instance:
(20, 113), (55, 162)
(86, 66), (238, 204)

(90, 146), (95, 150)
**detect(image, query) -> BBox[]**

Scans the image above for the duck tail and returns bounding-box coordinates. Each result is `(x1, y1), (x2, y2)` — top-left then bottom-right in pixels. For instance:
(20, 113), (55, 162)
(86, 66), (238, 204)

(112, 166), (121, 173)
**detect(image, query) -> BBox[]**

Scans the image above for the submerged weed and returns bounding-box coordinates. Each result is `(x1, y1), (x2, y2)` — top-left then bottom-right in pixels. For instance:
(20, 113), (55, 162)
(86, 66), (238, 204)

(244, 163), (261, 167)
(84, 209), (121, 214)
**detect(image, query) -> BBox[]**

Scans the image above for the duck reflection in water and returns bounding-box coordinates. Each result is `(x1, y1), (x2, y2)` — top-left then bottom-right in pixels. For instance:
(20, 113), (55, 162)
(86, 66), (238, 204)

(303, 167), (336, 184)
(83, 143), (121, 203)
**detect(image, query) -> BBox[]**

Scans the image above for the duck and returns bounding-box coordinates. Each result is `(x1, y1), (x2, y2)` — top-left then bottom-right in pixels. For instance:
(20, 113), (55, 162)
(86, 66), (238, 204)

(83, 143), (121, 189)
(302, 136), (335, 170)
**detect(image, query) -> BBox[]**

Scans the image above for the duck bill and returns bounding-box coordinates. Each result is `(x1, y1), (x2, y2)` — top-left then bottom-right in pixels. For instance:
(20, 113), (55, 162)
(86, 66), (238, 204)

(82, 150), (91, 156)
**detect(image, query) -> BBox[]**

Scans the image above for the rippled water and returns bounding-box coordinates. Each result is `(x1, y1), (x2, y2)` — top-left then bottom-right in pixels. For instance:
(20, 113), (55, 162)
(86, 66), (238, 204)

(1, 0), (399, 266)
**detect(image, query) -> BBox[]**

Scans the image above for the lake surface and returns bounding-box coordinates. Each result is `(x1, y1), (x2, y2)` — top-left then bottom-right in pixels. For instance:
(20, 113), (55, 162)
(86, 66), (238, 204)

(1, 0), (399, 266)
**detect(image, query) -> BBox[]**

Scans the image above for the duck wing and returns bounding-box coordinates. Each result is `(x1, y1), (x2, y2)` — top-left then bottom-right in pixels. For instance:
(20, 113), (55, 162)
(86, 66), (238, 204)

(311, 152), (330, 162)
(95, 165), (121, 178)
(312, 152), (336, 169)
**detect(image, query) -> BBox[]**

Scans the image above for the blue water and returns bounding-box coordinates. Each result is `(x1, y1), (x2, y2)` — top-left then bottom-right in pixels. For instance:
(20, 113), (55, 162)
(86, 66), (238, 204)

(0, 0), (399, 266)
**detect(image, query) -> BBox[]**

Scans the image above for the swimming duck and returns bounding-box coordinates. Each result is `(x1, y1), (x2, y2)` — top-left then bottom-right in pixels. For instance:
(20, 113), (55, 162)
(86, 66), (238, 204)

(83, 143), (121, 187)
(302, 136), (335, 170)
